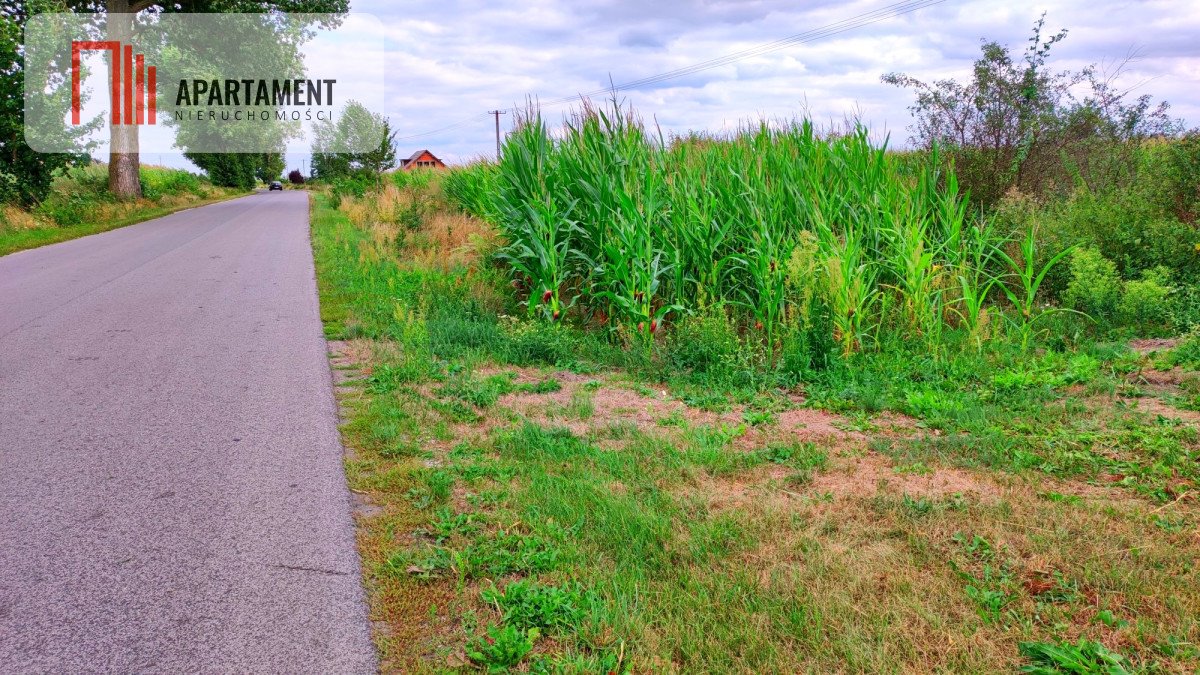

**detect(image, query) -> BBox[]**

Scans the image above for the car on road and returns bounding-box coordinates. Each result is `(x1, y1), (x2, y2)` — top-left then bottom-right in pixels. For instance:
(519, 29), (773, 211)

(268, 181), (283, 191)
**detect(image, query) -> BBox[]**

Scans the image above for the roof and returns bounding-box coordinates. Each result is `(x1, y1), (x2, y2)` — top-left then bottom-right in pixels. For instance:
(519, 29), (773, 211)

(402, 149), (444, 165)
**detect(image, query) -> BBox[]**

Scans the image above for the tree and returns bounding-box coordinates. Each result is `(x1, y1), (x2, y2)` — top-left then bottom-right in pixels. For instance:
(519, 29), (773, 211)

(310, 100), (395, 181)
(1, 0), (96, 205)
(183, 152), (281, 190)
(60, 0), (348, 199)
(256, 152), (284, 184)
(883, 14), (1178, 206)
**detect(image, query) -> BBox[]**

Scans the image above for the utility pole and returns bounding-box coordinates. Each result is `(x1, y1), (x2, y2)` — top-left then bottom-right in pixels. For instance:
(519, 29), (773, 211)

(487, 110), (507, 161)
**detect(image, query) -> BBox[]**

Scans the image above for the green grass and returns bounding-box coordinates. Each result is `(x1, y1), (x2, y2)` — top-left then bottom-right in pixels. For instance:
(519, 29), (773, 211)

(314, 175), (1200, 673)
(0, 164), (244, 257)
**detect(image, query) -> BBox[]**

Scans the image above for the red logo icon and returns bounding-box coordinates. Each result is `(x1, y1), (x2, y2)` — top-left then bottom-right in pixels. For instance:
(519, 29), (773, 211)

(71, 41), (156, 126)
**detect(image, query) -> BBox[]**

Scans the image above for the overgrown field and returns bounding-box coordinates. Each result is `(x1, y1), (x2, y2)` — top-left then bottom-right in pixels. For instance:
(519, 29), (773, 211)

(443, 106), (1200, 368)
(314, 129), (1200, 671)
(0, 164), (243, 256)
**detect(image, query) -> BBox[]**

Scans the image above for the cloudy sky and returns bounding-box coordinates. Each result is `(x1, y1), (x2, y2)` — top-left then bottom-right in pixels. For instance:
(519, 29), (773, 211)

(344, 0), (1197, 166)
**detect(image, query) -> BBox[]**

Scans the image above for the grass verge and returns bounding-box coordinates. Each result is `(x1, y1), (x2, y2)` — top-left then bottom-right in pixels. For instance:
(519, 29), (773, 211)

(0, 165), (246, 257)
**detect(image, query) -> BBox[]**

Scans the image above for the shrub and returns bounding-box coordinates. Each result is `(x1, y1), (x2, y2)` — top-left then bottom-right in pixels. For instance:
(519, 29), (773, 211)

(1170, 285), (1200, 332)
(667, 310), (744, 375)
(287, 169), (305, 185)
(1166, 327), (1200, 369)
(140, 166), (203, 199)
(1118, 266), (1173, 328)
(0, 169), (19, 205)
(329, 175), (372, 209)
(1063, 247), (1121, 320)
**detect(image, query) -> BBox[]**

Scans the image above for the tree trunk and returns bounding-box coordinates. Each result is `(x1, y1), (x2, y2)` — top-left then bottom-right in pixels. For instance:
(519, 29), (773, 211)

(107, 1), (141, 199)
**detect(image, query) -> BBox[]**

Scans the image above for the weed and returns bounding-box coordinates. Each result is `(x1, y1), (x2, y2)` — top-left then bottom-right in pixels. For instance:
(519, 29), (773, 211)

(1018, 638), (1132, 674)
(761, 441), (828, 468)
(385, 545), (452, 580)
(437, 372), (515, 407)
(406, 469), (454, 509)
(481, 579), (600, 635)
(425, 507), (480, 542)
(566, 390), (595, 420)
(462, 531), (561, 578)
(657, 409), (687, 428)
(517, 378), (564, 394)
(468, 624), (539, 672)
(742, 408), (776, 426)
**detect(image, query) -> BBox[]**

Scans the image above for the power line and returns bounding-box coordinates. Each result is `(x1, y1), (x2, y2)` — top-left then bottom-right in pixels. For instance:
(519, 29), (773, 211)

(391, 115), (481, 142)
(390, 0), (950, 144)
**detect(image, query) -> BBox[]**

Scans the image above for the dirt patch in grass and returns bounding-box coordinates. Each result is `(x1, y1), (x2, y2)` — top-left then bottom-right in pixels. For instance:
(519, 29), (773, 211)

(328, 338), (377, 369)
(1080, 391), (1199, 428)
(732, 407), (865, 447)
(813, 449), (1004, 500)
(1127, 367), (1190, 390)
(1120, 396), (1200, 426)
(1128, 338), (1179, 354)
(490, 366), (867, 448)
(692, 463), (797, 511)
(328, 339), (378, 392)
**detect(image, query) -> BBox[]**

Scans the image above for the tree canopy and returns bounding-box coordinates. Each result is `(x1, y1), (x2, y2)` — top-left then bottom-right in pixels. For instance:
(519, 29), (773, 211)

(883, 14), (1180, 206)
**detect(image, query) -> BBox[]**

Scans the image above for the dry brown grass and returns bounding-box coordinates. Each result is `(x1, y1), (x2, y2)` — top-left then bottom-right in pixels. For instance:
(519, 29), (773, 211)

(0, 205), (45, 229)
(406, 211), (498, 270)
(341, 183), (499, 273)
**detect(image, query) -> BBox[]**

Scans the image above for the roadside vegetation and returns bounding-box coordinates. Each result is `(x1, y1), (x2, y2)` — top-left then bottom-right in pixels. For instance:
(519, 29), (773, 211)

(314, 162), (1198, 673)
(0, 164), (244, 256)
(312, 18), (1199, 674)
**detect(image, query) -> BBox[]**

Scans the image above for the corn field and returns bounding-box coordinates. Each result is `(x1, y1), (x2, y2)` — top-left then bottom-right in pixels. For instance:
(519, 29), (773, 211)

(443, 101), (1059, 357)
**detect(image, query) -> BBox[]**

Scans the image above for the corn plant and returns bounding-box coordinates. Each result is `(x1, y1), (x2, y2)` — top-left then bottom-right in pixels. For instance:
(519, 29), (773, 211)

(731, 170), (792, 354)
(951, 222), (1002, 350)
(995, 224), (1075, 350)
(587, 168), (678, 330)
(493, 112), (579, 320)
(445, 99), (1007, 357)
(883, 207), (944, 346)
(817, 217), (880, 356)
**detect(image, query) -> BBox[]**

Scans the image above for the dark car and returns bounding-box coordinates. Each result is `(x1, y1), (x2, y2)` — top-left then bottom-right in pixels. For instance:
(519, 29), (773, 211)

(268, 181), (283, 191)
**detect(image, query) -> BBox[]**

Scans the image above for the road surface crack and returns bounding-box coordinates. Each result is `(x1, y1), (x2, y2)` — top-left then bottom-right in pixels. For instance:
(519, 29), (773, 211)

(271, 563), (348, 576)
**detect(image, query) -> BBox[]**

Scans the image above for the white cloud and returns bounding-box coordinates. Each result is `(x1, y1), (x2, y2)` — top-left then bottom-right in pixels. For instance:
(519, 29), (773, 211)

(156, 0), (1200, 172)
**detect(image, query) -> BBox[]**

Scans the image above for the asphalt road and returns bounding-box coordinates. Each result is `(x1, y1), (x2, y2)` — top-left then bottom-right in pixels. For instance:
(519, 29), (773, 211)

(0, 192), (376, 673)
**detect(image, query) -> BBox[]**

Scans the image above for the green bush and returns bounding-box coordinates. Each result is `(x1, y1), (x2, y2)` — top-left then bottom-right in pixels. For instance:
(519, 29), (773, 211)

(667, 310), (744, 375)
(140, 167), (204, 199)
(1170, 285), (1200, 332)
(1063, 247), (1122, 320)
(329, 175), (373, 209)
(1118, 266), (1173, 328)
(35, 195), (90, 226)
(0, 169), (21, 204)
(1166, 327), (1200, 370)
